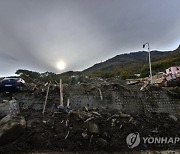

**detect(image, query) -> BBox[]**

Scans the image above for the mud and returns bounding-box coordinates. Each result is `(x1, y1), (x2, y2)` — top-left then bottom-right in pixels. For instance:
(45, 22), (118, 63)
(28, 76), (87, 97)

(0, 108), (179, 153)
(0, 81), (179, 153)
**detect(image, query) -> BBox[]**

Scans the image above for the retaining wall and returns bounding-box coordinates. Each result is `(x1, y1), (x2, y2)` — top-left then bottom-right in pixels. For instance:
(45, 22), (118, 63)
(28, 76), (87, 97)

(0, 84), (179, 115)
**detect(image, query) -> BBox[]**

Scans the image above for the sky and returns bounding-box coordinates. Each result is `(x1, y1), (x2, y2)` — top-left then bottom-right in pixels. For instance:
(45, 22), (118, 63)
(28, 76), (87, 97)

(0, 0), (180, 76)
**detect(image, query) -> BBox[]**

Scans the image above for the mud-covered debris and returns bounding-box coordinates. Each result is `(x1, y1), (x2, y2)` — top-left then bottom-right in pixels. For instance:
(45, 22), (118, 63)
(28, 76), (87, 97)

(0, 110), (179, 153)
(106, 114), (119, 121)
(57, 105), (71, 113)
(92, 111), (101, 116)
(169, 114), (178, 122)
(84, 117), (95, 123)
(65, 131), (70, 139)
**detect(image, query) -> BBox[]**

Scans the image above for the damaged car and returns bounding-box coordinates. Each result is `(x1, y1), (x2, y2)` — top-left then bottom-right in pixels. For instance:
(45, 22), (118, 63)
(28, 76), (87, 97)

(0, 77), (26, 92)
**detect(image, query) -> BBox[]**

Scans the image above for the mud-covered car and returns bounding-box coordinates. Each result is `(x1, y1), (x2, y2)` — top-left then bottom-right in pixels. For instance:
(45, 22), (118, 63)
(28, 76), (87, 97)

(0, 77), (26, 92)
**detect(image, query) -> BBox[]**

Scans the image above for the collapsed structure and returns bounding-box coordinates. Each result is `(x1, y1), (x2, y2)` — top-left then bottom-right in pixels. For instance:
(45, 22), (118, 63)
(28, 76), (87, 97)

(0, 77), (179, 152)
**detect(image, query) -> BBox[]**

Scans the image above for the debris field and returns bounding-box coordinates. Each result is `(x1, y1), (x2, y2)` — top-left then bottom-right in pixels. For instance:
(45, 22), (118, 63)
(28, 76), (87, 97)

(0, 108), (180, 153)
(0, 80), (180, 153)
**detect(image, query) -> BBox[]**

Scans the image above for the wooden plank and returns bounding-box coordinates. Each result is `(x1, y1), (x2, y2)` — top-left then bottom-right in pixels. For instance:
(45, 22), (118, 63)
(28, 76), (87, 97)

(98, 88), (103, 101)
(42, 83), (50, 115)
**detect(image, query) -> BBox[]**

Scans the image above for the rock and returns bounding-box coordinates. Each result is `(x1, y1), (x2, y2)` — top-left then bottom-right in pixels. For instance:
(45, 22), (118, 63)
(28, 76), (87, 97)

(0, 101), (10, 117)
(82, 132), (89, 139)
(151, 130), (159, 133)
(42, 120), (47, 124)
(120, 113), (131, 118)
(0, 114), (26, 145)
(9, 98), (20, 115)
(88, 122), (99, 134)
(111, 118), (116, 127)
(0, 99), (20, 117)
(97, 138), (108, 148)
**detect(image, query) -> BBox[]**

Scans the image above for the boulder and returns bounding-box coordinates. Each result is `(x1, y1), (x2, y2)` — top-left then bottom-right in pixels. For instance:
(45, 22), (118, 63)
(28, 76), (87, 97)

(0, 114), (26, 145)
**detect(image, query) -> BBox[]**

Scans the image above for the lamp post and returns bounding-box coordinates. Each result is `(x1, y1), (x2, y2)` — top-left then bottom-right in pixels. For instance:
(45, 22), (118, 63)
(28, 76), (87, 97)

(143, 43), (153, 84)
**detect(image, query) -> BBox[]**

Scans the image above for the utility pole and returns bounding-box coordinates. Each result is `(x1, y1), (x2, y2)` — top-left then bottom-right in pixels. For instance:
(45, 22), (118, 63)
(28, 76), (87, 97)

(143, 43), (153, 84)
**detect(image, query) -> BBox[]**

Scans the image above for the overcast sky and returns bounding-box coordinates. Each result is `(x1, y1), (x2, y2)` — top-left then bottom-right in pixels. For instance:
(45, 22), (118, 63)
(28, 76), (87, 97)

(0, 0), (180, 76)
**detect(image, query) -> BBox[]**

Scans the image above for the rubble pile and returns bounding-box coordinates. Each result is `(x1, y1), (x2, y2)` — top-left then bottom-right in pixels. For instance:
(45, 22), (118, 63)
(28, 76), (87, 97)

(0, 78), (179, 152)
(0, 108), (179, 153)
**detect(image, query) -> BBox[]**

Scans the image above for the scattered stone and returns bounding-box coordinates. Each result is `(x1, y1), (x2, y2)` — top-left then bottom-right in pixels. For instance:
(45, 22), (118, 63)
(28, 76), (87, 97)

(97, 138), (108, 148)
(82, 132), (89, 139)
(0, 99), (20, 117)
(88, 122), (99, 134)
(111, 118), (116, 126)
(42, 120), (47, 124)
(9, 98), (20, 115)
(120, 113), (131, 118)
(151, 130), (159, 133)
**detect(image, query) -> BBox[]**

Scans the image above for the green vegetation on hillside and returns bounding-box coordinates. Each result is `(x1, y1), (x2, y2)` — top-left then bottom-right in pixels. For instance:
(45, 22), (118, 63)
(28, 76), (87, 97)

(86, 46), (180, 79)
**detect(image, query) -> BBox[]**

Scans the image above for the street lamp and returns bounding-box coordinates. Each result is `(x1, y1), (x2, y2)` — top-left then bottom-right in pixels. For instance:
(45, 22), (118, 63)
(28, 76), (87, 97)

(143, 43), (153, 84)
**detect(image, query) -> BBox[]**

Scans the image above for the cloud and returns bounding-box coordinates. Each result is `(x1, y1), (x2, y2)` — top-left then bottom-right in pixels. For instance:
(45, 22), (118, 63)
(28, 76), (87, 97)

(0, 0), (179, 76)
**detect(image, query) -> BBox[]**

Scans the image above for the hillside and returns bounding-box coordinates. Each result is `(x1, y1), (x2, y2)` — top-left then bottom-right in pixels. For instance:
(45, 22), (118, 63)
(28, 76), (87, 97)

(83, 45), (180, 78)
(14, 45), (180, 82)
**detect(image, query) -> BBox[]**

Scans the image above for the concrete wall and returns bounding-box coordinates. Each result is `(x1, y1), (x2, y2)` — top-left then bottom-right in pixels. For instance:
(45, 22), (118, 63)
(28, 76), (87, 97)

(0, 85), (179, 115)
(67, 88), (180, 115)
